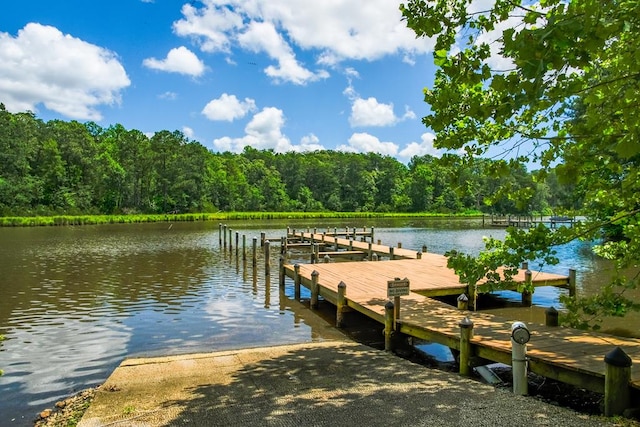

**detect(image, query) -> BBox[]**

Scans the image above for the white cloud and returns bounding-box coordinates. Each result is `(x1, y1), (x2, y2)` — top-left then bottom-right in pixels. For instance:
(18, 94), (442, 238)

(0, 23), (130, 120)
(213, 107), (291, 152)
(349, 97), (416, 128)
(212, 108), (328, 153)
(202, 93), (257, 121)
(172, 1), (434, 84)
(182, 126), (195, 138)
(158, 91), (178, 100)
(349, 97), (396, 127)
(337, 132), (398, 156)
(398, 132), (442, 159)
(143, 46), (206, 77)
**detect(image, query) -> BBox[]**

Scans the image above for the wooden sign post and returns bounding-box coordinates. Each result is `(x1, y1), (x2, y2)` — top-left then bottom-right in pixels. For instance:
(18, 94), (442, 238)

(387, 277), (410, 326)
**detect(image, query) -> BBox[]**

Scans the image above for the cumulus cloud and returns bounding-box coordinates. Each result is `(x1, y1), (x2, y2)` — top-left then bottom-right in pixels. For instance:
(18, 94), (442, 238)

(337, 132), (399, 156)
(212, 108), (328, 153)
(349, 97), (397, 127)
(172, 0), (434, 84)
(398, 132), (442, 159)
(202, 93), (257, 121)
(143, 46), (206, 77)
(0, 23), (130, 120)
(213, 107), (291, 152)
(182, 126), (195, 139)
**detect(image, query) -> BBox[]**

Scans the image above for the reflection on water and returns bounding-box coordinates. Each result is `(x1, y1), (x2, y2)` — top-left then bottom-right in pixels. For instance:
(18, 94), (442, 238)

(0, 218), (638, 425)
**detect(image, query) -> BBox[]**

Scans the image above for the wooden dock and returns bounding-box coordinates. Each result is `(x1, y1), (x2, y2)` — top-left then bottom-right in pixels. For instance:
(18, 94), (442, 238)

(279, 230), (640, 415)
(286, 230), (574, 306)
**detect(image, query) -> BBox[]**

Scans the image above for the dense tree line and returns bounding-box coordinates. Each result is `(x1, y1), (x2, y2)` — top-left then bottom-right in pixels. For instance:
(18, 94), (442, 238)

(0, 104), (576, 216)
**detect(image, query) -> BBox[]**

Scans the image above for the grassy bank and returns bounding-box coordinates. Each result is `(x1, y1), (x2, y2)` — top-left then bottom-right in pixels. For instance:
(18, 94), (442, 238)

(0, 211), (483, 227)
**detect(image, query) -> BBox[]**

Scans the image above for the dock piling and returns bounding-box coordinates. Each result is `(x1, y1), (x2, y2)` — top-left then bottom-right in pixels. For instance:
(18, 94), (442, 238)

(336, 281), (347, 328)
(252, 237), (257, 267)
(294, 264), (301, 300)
(279, 255), (285, 289)
(457, 293), (469, 310)
(459, 317), (474, 376)
(311, 270), (319, 309)
(545, 307), (559, 327)
(384, 301), (394, 352)
(522, 270), (532, 306)
(569, 268), (577, 297)
(604, 347), (632, 416)
(264, 241), (271, 275)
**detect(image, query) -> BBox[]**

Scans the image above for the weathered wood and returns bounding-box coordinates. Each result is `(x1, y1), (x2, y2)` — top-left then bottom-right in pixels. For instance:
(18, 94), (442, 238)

(310, 270), (319, 309)
(279, 255), (285, 289)
(459, 317), (474, 376)
(545, 306), (559, 327)
(385, 301), (394, 351)
(522, 270), (532, 306)
(264, 241), (271, 275)
(219, 223), (223, 246)
(457, 293), (469, 310)
(604, 347), (632, 416)
(252, 237), (257, 267)
(294, 264), (301, 300)
(569, 268), (577, 297)
(336, 281), (347, 328)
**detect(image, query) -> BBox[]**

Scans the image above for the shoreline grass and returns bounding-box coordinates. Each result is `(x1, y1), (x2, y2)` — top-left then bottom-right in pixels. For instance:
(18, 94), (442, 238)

(0, 211), (484, 227)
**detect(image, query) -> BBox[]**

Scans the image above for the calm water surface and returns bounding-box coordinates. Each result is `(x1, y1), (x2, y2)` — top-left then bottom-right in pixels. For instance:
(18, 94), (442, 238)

(0, 218), (637, 425)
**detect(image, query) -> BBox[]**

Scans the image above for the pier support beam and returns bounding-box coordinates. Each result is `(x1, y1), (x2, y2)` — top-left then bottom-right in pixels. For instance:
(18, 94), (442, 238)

(264, 241), (271, 275)
(279, 255), (285, 289)
(293, 264), (301, 300)
(522, 270), (532, 306)
(384, 301), (394, 352)
(545, 307), (559, 327)
(459, 317), (474, 376)
(336, 281), (347, 328)
(252, 237), (257, 267)
(604, 347), (632, 417)
(310, 270), (319, 309)
(569, 268), (577, 297)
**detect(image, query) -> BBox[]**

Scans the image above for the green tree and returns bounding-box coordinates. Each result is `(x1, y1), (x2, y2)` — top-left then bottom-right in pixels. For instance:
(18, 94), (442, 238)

(401, 0), (640, 327)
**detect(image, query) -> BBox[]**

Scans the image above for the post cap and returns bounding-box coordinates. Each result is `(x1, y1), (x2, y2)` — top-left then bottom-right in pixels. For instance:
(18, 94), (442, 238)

(338, 281), (346, 289)
(385, 301), (395, 310)
(459, 317), (474, 328)
(457, 293), (469, 302)
(311, 270), (319, 277)
(604, 346), (632, 368)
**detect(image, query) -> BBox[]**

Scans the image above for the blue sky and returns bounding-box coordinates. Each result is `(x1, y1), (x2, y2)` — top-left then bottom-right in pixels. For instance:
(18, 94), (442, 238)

(0, 0), (444, 161)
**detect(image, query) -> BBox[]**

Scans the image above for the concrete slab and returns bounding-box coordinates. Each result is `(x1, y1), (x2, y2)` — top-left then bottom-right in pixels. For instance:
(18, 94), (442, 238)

(79, 340), (618, 427)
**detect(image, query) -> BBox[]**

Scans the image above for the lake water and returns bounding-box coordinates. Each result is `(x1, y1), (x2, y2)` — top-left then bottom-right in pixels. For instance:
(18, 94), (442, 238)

(0, 218), (637, 425)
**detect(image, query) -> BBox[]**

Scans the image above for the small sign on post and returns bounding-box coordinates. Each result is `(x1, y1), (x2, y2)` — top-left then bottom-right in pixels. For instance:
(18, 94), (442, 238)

(387, 277), (410, 298)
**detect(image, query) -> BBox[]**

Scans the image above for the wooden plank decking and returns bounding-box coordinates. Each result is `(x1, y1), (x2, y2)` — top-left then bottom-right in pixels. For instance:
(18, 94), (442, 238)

(282, 258), (640, 399)
(288, 231), (572, 296)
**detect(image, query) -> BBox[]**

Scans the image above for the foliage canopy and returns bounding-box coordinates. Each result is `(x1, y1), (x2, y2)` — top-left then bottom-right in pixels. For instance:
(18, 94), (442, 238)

(401, 0), (640, 327)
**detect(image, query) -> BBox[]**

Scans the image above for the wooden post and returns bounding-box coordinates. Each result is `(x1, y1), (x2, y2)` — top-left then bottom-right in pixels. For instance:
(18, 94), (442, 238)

(422, 245), (427, 254)
(384, 301), (394, 352)
(223, 224), (227, 248)
(219, 223), (223, 246)
(468, 283), (478, 310)
(459, 317), (474, 376)
(280, 236), (286, 255)
(323, 254), (331, 263)
(377, 239), (381, 245)
(568, 268), (577, 297)
(279, 255), (285, 289)
(334, 236), (338, 251)
(416, 252), (422, 260)
(235, 231), (239, 258)
(252, 237), (257, 267)
(242, 235), (246, 262)
(336, 281), (347, 328)
(545, 306), (559, 327)
(310, 270), (319, 309)
(368, 242), (373, 261)
(372, 253), (379, 261)
(521, 261), (529, 270)
(294, 264), (301, 300)
(286, 226), (291, 237)
(522, 270), (532, 306)
(604, 347), (632, 416)
(260, 232), (266, 248)
(229, 228), (233, 251)
(457, 293), (469, 310)
(389, 247), (395, 260)
(397, 242), (402, 249)
(349, 239), (353, 251)
(264, 241), (271, 275)
(394, 295), (401, 326)
(370, 227), (374, 243)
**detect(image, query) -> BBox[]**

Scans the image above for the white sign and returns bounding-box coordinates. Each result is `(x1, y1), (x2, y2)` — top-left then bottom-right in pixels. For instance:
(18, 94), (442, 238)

(387, 277), (410, 298)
